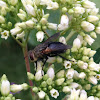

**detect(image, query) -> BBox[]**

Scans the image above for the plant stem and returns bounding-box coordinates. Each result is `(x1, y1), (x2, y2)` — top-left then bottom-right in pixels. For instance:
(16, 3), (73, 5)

(22, 45), (34, 96)
(43, 30), (50, 38)
(66, 30), (76, 42)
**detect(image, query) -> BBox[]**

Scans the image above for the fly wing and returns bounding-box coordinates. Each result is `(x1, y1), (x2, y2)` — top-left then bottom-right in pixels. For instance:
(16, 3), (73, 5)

(44, 32), (60, 43)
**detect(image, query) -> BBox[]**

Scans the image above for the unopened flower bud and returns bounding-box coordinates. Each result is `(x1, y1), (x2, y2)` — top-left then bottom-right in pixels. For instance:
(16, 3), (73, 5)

(95, 27), (100, 34)
(74, 7), (85, 14)
(32, 87), (38, 93)
(46, 78), (53, 85)
(35, 70), (43, 81)
(27, 72), (34, 80)
(84, 84), (91, 90)
(87, 15), (99, 22)
(36, 31), (44, 42)
(16, 31), (25, 39)
(47, 23), (57, 30)
(41, 81), (47, 87)
(11, 84), (23, 93)
(73, 38), (81, 49)
(21, 83), (28, 90)
(40, 18), (47, 25)
(0, 16), (5, 23)
(43, 74), (49, 81)
(47, 66), (55, 79)
(56, 78), (65, 85)
(90, 32), (97, 38)
(62, 7), (67, 13)
(59, 36), (66, 44)
(66, 68), (74, 79)
(38, 91), (45, 99)
(56, 57), (62, 63)
(56, 70), (65, 78)
(17, 13), (26, 20)
(25, 20), (34, 28)
(89, 50), (96, 57)
(47, 57), (56, 63)
(88, 76), (98, 85)
(81, 21), (95, 32)
(79, 72), (86, 79)
(63, 86), (71, 93)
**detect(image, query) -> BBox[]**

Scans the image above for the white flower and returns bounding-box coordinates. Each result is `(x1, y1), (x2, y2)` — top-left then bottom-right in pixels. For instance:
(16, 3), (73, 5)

(11, 84), (23, 93)
(73, 70), (79, 79)
(38, 91), (45, 99)
(63, 86), (71, 93)
(95, 74), (100, 80)
(50, 89), (59, 99)
(95, 27), (100, 34)
(68, 89), (80, 100)
(56, 78), (65, 85)
(56, 70), (65, 78)
(21, 83), (28, 90)
(79, 72), (86, 79)
(80, 62), (88, 69)
(17, 13), (26, 20)
(47, 23), (57, 30)
(59, 36), (66, 44)
(87, 96), (94, 100)
(0, 16), (5, 23)
(73, 38), (81, 49)
(40, 0), (51, 5)
(10, 27), (22, 35)
(1, 80), (10, 96)
(47, 2), (59, 10)
(90, 8), (99, 15)
(0, 1), (7, 8)
(88, 62), (100, 72)
(74, 7), (85, 14)
(9, 0), (18, 6)
(89, 50), (96, 57)
(79, 90), (87, 100)
(64, 61), (71, 69)
(66, 68), (74, 79)
(36, 31), (44, 42)
(15, 22), (26, 29)
(87, 15), (99, 22)
(35, 70), (43, 81)
(16, 31), (25, 39)
(84, 34), (95, 45)
(24, 4), (36, 16)
(25, 20), (34, 28)
(58, 15), (69, 30)
(47, 67), (55, 79)
(82, 1), (96, 9)
(47, 57), (56, 63)
(88, 76), (98, 85)
(1, 30), (9, 40)
(81, 21), (95, 32)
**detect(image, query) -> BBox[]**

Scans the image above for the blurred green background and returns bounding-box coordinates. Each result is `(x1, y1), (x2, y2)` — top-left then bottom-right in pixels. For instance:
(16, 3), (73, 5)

(0, 0), (100, 100)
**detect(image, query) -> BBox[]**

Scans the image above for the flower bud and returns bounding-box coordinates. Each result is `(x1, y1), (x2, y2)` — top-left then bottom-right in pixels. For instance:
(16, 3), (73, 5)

(25, 20), (34, 28)
(47, 23), (57, 30)
(46, 78), (53, 85)
(79, 72), (86, 79)
(58, 15), (69, 30)
(35, 70), (43, 81)
(11, 84), (23, 93)
(81, 21), (95, 32)
(10, 27), (22, 35)
(16, 31), (25, 39)
(82, 1), (95, 9)
(9, 0), (18, 6)
(43, 74), (49, 81)
(95, 27), (100, 34)
(70, 82), (79, 89)
(62, 86), (71, 93)
(73, 70), (79, 79)
(79, 90), (87, 100)
(59, 36), (66, 44)
(74, 7), (85, 14)
(38, 91), (45, 99)
(41, 81), (47, 87)
(21, 83), (28, 90)
(47, 57), (56, 63)
(90, 32), (97, 38)
(89, 50), (96, 57)
(32, 87), (38, 93)
(27, 72), (34, 80)
(84, 84), (91, 90)
(1, 75), (10, 96)
(62, 7), (67, 13)
(90, 8), (99, 15)
(87, 96), (94, 100)
(47, 67), (55, 79)
(73, 38), (81, 49)
(40, 18), (47, 25)
(56, 78), (65, 85)
(88, 76), (98, 85)
(36, 31), (44, 42)
(17, 13), (26, 20)
(66, 68), (74, 79)
(56, 70), (65, 78)
(87, 15), (99, 22)
(84, 34), (95, 45)
(83, 48), (91, 56)
(56, 57), (62, 63)
(0, 16), (5, 23)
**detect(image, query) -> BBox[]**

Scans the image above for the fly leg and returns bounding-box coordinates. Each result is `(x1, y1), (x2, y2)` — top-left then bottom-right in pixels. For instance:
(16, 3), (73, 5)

(58, 54), (74, 62)
(34, 61), (37, 75)
(41, 57), (48, 76)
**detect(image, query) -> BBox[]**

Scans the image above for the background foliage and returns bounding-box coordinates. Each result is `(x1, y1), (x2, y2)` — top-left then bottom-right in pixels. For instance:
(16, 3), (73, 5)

(0, 0), (100, 100)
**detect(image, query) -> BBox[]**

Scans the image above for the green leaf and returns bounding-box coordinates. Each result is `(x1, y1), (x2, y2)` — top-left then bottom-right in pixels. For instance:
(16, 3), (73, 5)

(93, 48), (100, 63)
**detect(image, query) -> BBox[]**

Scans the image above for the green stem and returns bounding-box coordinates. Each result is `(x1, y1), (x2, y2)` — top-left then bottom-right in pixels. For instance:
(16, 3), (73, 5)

(43, 30), (50, 38)
(12, 35), (24, 47)
(66, 30), (76, 42)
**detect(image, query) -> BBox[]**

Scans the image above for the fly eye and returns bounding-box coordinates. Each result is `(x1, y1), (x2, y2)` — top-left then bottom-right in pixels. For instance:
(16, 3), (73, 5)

(29, 53), (34, 61)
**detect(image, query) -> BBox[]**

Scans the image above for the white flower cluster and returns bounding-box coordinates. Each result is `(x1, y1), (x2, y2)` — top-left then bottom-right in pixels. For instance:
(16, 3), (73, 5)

(0, 74), (28, 100)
